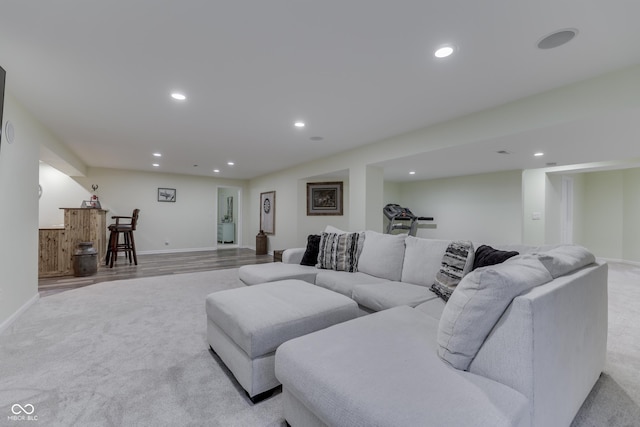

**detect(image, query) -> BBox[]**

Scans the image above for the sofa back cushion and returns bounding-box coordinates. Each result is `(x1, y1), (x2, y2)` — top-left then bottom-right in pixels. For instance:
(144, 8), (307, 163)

(401, 237), (451, 287)
(536, 245), (595, 278)
(437, 254), (553, 371)
(316, 232), (364, 272)
(357, 230), (406, 281)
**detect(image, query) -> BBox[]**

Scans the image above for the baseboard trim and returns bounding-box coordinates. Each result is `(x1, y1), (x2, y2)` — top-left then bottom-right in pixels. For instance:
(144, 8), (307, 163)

(0, 293), (40, 335)
(598, 257), (640, 267)
(139, 246), (249, 255)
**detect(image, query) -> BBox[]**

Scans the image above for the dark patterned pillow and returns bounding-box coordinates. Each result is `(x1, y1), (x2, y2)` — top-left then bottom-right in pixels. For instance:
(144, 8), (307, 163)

(316, 232), (364, 272)
(431, 240), (474, 301)
(300, 234), (321, 266)
(473, 245), (519, 270)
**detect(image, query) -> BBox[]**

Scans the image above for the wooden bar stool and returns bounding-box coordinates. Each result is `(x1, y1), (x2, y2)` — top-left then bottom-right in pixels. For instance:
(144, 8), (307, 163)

(106, 209), (140, 268)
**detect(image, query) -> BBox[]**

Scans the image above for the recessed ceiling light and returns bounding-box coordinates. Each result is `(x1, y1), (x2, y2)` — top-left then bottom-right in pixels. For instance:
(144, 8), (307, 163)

(171, 92), (186, 101)
(153, 153), (162, 157)
(294, 121), (305, 128)
(409, 171), (416, 175)
(152, 163), (160, 167)
(213, 169), (220, 173)
(434, 46), (455, 58)
(537, 29), (578, 50)
(534, 152), (544, 157)
(227, 161), (235, 166)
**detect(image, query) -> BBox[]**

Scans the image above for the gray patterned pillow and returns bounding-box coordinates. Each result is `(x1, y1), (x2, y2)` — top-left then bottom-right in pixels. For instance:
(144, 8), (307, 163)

(431, 240), (474, 301)
(316, 232), (364, 272)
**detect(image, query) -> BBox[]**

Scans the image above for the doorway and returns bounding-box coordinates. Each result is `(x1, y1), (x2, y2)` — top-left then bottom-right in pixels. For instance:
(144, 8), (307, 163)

(217, 186), (241, 247)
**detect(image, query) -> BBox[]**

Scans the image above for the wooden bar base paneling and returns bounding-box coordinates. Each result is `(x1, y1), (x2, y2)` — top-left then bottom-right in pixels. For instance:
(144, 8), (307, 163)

(38, 208), (107, 278)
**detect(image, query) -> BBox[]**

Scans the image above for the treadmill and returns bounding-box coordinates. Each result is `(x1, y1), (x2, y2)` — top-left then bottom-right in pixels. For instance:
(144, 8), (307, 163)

(383, 204), (433, 236)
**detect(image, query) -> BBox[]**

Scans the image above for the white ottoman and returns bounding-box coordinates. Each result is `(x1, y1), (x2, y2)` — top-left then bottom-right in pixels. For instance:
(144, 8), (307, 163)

(205, 279), (358, 402)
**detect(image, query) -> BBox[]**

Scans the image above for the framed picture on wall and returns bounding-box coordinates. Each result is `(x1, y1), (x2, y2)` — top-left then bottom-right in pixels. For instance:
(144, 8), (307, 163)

(158, 188), (176, 202)
(260, 191), (276, 234)
(307, 182), (343, 216)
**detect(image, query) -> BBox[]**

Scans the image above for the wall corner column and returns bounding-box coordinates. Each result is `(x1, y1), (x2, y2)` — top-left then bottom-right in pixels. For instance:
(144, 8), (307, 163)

(349, 165), (384, 232)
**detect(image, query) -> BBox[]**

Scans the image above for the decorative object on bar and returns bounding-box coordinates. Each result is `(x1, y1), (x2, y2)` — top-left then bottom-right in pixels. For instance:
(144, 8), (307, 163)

(81, 184), (102, 208)
(306, 182), (343, 216)
(158, 187), (176, 202)
(260, 191), (275, 234)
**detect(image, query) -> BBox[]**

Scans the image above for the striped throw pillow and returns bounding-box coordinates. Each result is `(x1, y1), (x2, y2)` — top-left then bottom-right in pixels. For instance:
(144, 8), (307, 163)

(431, 240), (474, 301)
(316, 232), (364, 272)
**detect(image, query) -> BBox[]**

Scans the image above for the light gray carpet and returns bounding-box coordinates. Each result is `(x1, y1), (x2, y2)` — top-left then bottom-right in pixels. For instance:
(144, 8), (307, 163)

(1, 264), (639, 426)
(0, 269), (284, 427)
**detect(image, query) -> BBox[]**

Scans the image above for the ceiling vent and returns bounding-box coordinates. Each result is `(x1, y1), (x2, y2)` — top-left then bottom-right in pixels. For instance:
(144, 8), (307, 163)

(496, 150), (511, 155)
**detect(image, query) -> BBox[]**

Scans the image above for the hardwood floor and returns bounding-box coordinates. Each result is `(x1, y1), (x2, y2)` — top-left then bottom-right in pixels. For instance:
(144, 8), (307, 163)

(38, 248), (273, 297)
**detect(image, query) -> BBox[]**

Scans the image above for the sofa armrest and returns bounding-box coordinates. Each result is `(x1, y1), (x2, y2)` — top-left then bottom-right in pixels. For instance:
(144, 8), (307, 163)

(282, 248), (306, 264)
(469, 261), (607, 427)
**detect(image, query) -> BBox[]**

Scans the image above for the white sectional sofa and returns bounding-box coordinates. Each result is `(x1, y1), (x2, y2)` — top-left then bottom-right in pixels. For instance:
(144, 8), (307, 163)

(237, 229), (608, 426)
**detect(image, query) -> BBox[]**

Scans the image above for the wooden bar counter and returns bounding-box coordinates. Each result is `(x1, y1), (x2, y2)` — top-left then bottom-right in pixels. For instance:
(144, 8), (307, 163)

(38, 208), (107, 278)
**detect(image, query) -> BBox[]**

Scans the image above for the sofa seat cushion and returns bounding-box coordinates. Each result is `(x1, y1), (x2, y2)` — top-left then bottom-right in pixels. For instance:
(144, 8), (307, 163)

(357, 230), (407, 281)
(314, 270), (388, 297)
(415, 297), (446, 321)
(238, 262), (318, 286)
(401, 236), (451, 287)
(352, 282), (439, 312)
(275, 306), (529, 427)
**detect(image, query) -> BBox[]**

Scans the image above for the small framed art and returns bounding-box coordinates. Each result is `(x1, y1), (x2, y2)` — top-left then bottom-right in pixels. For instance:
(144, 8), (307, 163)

(158, 188), (176, 202)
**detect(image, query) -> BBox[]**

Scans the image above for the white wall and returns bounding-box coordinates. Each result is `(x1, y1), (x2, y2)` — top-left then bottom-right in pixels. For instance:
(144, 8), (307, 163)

(1, 92), (49, 328)
(575, 168), (640, 262)
(39, 162), (91, 227)
(522, 169), (547, 245)
(397, 170), (523, 245)
(622, 168), (640, 262)
(544, 174), (563, 245)
(74, 168), (248, 253)
(582, 170), (624, 260)
(572, 173), (586, 246)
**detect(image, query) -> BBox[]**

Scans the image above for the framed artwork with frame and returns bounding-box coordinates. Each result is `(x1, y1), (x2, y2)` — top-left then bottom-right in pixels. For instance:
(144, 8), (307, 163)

(260, 191), (276, 234)
(307, 182), (343, 216)
(158, 188), (176, 202)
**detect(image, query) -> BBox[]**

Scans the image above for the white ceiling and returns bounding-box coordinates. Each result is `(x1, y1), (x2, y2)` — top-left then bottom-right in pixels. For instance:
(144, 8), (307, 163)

(1, 1), (640, 181)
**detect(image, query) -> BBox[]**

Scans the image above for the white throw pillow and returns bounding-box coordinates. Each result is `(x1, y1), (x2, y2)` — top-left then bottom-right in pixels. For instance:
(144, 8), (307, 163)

(401, 237), (451, 287)
(357, 230), (406, 281)
(437, 254), (553, 371)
